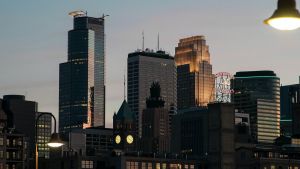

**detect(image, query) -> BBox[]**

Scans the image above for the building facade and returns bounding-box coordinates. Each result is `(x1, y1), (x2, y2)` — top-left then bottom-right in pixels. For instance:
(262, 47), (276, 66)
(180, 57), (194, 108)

(232, 71), (280, 143)
(141, 82), (170, 154)
(175, 36), (215, 109)
(171, 107), (208, 158)
(208, 103), (235, 169)
(280, 84), (300, 137)
(36, 112), (52, 159)
(0, 99), (28, 169)
(2, 95), (37, 159)
(127, 49), (177, 137)
(70, 127), (113, 157)
(59, 12), (106, 135)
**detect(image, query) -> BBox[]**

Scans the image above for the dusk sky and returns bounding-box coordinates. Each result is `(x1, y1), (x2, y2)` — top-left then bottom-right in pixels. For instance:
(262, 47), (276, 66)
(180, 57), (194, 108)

(1, 0), (300, 127)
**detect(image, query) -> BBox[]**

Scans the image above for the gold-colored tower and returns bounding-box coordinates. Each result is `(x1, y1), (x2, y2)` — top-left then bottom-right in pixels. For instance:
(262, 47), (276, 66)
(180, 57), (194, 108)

(175, 36), (215, 109)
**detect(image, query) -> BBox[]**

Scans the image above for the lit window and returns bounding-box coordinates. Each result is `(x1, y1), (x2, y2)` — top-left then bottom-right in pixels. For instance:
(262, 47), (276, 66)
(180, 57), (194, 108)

(156, 163), (160, 169)
(148, 163), (152, 169)
(81, 160), (93, 169)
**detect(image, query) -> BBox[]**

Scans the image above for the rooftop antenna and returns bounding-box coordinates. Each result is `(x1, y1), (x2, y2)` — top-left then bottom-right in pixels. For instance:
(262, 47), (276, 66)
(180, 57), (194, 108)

(142, 31), (145, 51)
(157, 33), (160, 51)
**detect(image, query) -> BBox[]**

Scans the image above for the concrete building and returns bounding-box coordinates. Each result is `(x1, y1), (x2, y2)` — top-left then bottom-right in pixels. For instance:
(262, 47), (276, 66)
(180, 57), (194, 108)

(232, 71), (280, 143)
(208, 103), (235, 169)
(175, 36), (215, 109)
(127, 49), (177, 137)
(70, 127), (113, 157)
(141, 82), (170, 154)
(171, 107), (208, 158)
(59, 12), (106, 135)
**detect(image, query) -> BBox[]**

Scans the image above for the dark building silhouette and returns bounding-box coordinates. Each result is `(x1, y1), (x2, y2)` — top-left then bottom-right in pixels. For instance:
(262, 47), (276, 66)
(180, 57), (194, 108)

(2, 95), (37, 159)
(232, 71), (280, 143)
(59, 12), (106, 136)
(141, 82), (170, 154)
(280, 84), (300, 136)
(127, 49), (177, 137)
(171, 107), (208, 158)
(175, 36), (215, 109)
(208, 103), (235, 169)
(69, 127), (113, 157)
(0, 99), (28, 169)
(113, 100), (137, 153)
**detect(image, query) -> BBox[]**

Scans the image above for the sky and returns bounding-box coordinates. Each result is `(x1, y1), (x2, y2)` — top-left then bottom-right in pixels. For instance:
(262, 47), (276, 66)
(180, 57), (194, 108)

(0, 0), (300, 128)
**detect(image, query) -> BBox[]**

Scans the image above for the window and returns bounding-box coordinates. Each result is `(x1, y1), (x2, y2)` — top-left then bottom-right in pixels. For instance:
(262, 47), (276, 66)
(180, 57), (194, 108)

(126, 161), (139, 169)
(0, 138), (3, 146)
(81, 160), (93, 169)
(162, 163), (166, 169)
(142, 163), (146, 169)
(156, 163), (160, 169)
(148, 163), (152, 169)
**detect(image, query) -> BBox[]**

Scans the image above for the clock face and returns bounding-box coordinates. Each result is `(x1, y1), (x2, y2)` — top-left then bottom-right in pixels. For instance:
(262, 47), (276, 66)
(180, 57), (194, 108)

(115, 135), (121, 144)
(126, 135), (134, 144)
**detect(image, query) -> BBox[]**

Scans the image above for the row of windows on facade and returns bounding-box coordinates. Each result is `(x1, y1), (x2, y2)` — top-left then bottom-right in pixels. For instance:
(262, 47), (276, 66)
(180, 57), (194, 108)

(126, 161), (195, 169)
(0, 151), (22, 160)
(0, 164), (18, 169)
(0, 138), (23, 147)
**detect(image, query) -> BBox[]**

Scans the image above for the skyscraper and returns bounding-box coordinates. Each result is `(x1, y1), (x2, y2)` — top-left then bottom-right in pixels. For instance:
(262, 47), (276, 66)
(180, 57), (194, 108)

(232, 71), (280, 143)
(175, 36), (215, 109)
(59, 11), (106, 134)
(127, 49), (177, 136)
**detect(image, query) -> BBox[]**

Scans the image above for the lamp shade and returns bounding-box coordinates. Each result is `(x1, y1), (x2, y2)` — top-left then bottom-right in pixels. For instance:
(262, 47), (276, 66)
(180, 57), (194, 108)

(47, 133), (64, 148)
(265, 0), (300, 30)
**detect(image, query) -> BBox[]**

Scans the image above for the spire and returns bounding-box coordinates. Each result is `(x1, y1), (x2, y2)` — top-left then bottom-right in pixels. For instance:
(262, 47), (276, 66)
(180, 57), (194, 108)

(146, 82), (165, 108)
(142, 31), (145, 51)
(124, 68), (126, 101)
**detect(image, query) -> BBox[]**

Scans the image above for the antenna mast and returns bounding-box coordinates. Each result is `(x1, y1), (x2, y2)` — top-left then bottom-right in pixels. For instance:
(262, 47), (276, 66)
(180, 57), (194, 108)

(142, 31), (145, 51)
(157, 33), (160, 51)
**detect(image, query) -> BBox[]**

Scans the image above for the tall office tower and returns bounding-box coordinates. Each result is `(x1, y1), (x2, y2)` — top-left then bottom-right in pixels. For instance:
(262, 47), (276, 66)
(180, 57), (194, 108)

(141, 82), (170, 153)
(175, 36), (215, 109)
(280, 83), (300, 136)
(127, 49), (177, 137)
(59, 11), (106, 134)
(2, 95), (37, 158)
(36, 112), (52, 158)
(232, 71), (280, 143)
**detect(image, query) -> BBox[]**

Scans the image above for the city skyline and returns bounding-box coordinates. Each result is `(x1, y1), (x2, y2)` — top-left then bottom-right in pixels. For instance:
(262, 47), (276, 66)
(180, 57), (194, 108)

(1, 1), (300, 127)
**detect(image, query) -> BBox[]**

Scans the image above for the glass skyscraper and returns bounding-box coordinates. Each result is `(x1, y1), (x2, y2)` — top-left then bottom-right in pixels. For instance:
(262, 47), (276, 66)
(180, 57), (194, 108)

(232, 71), (280, 143)
(175, 36), (215, 109)
(59, 12), (106, 134)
